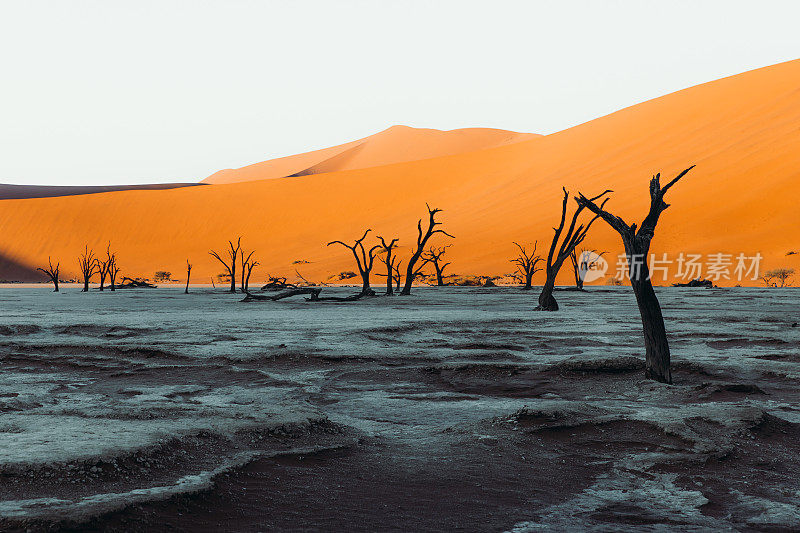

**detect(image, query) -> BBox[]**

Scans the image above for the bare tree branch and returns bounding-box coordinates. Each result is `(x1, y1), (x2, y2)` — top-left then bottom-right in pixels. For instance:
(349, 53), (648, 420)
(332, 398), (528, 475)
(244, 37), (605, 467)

(401, 204), (454, 295)
(574, 166), (695, 383)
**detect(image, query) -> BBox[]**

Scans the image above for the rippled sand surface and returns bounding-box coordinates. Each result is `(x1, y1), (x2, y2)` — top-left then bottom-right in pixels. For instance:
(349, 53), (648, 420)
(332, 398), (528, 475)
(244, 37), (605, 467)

(1, 286), (798, 531)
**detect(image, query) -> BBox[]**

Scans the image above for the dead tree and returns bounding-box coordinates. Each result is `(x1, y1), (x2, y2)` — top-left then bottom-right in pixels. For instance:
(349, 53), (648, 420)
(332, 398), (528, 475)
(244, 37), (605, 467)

(37, 257), (60, 292)
(240, 250), (259, 293)
(261, 275), (298, 291)
(116, 277), (157, 289)
(401, 204), (454, 295)
(569, 247), (607, 290)
(185, 260), (192, 294)
(210, 237), (241, 293)
(242, 287), (323, 301)
(77, 245), (99, 292)
(761, 268), (795, 287)
(536, 189), (611, 311)
(576, 166), (695, 384)
(393, 259), (403, 291)
(97, 260), (109, 290)
(108, 252), (120, 291)
(377, 236), (399, 295)
(510, 241), (543, 290)
(96, 243), (115, 291)
(327, 229), (380, 296)
(422, 245), (452, 286)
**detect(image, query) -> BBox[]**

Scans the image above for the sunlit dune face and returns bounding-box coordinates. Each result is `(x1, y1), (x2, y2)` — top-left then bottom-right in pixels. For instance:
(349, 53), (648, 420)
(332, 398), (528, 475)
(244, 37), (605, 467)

(0, 60), (798, 286)
(202, 126), (540, 184)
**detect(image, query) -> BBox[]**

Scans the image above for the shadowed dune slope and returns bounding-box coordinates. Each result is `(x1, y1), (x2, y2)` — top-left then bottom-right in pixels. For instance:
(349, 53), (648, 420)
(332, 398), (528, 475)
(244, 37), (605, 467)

(0, 182), (203, 201)
(202, 126), (540, 184)
(1, 60), (799, 284)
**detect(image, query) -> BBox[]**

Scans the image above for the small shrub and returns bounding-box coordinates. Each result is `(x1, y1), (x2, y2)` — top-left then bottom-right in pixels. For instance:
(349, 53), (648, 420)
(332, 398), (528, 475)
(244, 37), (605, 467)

(761, 268), (795, 288)
(154, 271), (172, 282)
(328, 271), (357, 281)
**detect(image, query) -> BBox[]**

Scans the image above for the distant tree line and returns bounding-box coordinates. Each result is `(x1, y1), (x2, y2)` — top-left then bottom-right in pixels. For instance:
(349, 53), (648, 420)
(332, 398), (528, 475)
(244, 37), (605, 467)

(37, 167), (798, 387)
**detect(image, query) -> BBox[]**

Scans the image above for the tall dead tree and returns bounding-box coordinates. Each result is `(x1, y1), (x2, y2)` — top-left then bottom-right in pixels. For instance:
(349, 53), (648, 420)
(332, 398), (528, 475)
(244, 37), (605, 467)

(185, 260), (192, 294)
(240, 250), (259, 293)
(401, 204), (454, 295)
(510, 241), (543, 290)
(536, 189), (611, 311)
(37, 257), (60, 292)
(108, 252), (120, 291)
(97, 261), (108, 290)
(393, 259), (403, 291)
(422, 245), (452, 286)
(377, 236), (399, 295)
(97, 243), (115, 291)
(576, 166), (694, 384)
(210, 237), (241, 293)
(77, 245), (99, 292)
(327, 229), (380, 295)
(569, 247), (607, 290)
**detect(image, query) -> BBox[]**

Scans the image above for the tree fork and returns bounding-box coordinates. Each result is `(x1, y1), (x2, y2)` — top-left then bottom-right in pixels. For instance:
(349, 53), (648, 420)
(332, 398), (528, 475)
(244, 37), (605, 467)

(576, 165), (695, 383)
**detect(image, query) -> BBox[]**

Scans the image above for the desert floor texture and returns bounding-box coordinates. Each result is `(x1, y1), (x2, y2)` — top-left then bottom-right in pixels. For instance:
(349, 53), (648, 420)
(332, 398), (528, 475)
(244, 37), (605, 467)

(0, 286), (798, 531)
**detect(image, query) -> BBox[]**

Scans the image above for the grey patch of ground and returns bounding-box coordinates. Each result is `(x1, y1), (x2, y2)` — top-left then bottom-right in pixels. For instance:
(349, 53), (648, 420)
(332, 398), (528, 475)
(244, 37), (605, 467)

(0, 286), (798, 531)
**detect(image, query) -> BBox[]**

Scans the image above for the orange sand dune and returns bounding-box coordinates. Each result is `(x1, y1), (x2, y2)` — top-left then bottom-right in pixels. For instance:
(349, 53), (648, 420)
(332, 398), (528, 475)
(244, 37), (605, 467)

(203, 126), (539, 184)
(1, 60), (799, 286)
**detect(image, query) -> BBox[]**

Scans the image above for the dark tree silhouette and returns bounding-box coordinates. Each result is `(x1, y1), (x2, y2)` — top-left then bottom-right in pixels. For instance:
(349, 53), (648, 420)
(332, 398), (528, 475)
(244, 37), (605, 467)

(376, 236), (399, 295)
(510, 241), (543, 290)
(761, 268), (795, 287)
(262, 275), (298, 291)
(536, 189), (611, 311)
(154, 271), (172, 282)
(327, 229), (380, 296)
(401, 204), (454, 295)
(242, 287), (323, 301)
(107, 249), (120, 291)
(37, 257), (60, 292)
(77, 245), (99, 293)
(97, 262), (109, 290)
(185, 259), (192, 294)
(242, 287), (368, 303)
(97, 243), (115, 291)
(117, 277), (156, 289)
(210, 237), (241, 293)
(393, 259), (403, 291)
(378, 259), (405, 292)
(569, 247), (607, 290)
(422, 245), (452, 286)
(240, 250), (259, 293)
(576, 166), (695, 384)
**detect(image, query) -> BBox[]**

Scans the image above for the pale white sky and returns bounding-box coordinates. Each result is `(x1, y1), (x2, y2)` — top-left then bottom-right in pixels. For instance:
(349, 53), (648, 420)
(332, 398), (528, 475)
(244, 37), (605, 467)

(1, 0), (798, 185)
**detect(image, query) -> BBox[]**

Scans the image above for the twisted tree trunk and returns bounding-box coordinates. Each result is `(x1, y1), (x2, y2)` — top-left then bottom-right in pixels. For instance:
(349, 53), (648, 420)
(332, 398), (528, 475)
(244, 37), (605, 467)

(328, 229), (380, 297)
(576, 166), (694, 383)
(631, 275), (672, 383)
(210, 237), (241, 293)
(535, 189), (610, 311)
(37, 258), (60, 292)
(537, 273), (559, 311)
(401, 204), (453, 295)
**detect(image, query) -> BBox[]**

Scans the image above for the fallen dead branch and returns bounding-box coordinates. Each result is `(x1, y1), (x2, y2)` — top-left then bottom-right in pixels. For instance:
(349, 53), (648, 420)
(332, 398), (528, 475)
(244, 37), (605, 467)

(114, 277), (157, 289)
(241, 288), (367, 303)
